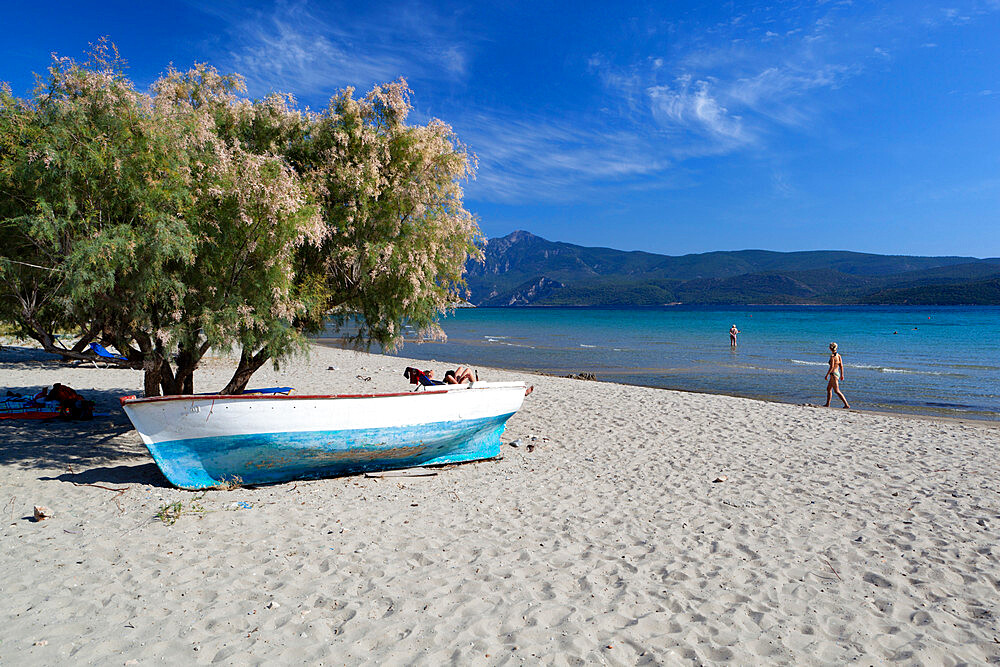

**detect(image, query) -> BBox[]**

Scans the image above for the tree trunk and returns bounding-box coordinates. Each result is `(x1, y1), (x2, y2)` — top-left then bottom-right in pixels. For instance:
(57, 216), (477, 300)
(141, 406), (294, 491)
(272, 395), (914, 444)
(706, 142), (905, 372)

(221, 349), (271, 395)
(143, 358), (162, 398)
(173, 345), (195, 395)
(135, 333), (161, 397)
(70, 322), (100, 354)
(158, 360), (181, 396)
(20, 315), (127, 365)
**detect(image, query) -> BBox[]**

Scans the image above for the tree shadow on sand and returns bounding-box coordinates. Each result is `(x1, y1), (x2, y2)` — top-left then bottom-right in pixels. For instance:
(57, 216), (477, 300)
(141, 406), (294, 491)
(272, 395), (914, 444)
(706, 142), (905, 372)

(0, 344), (84, 370)
(0, 386), (169, 486)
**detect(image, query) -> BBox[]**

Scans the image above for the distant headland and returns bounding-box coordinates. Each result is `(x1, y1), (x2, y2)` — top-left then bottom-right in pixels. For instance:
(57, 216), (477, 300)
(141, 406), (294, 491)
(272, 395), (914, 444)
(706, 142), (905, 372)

(465, 231), (1000, 306)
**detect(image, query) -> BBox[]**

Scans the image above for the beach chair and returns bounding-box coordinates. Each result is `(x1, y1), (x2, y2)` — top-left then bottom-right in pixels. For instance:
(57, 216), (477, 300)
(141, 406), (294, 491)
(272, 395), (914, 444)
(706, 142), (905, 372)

(403, 367), (445, 391)
(88, 342), (128, 367)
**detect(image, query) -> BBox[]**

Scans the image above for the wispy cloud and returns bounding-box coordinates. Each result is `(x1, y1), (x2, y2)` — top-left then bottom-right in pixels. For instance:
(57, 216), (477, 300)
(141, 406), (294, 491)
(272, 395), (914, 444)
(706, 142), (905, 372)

(198, 1), (469, 98)
(588, 6), (875, 157)
(457, 112), (673, 202)
(581, 0), (1000, 177)
(467, 1), (999, 203)
(188, 0), (999, 205)
(230, 17), (404, 96)
(647, 76), (748, 142)
(724, 63), (853, 126)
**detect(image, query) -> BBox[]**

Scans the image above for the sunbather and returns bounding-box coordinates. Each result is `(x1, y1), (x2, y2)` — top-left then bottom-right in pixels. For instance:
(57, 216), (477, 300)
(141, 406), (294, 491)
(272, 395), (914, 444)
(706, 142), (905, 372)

(403, 367), (445, 389)
(444, 366), (476, 384)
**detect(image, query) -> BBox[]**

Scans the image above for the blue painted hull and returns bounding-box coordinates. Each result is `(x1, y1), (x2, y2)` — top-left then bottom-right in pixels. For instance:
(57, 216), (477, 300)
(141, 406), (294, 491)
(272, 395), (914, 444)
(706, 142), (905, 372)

(145, 412), (514, 489)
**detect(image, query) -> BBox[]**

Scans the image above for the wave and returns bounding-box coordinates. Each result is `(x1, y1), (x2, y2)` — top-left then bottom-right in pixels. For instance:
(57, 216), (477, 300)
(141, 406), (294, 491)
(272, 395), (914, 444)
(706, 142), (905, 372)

(483, 335), (536, 348)
(790, 359), (951, 376)
(720, 363), (791, 373)
(579, 344), (597, 348)
(849, 363), (948, 376)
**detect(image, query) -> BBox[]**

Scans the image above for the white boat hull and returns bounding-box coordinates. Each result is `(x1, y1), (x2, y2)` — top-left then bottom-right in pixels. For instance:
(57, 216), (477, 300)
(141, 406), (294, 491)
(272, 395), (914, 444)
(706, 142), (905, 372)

(120, 382), (526, 489)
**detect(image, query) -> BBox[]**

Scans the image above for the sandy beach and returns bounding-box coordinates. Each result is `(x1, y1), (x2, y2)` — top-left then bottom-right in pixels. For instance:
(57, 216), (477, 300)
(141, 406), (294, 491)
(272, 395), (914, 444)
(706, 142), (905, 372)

(2, 341), (999, 665)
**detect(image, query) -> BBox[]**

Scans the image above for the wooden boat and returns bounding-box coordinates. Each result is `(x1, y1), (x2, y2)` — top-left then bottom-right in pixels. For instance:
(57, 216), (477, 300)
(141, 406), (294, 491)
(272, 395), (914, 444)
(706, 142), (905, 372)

(120, 382), (527, 489)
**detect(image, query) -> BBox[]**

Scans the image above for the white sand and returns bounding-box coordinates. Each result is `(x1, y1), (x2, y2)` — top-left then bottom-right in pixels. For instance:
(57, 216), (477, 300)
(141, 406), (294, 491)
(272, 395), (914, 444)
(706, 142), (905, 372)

(1, 341), (999, 664)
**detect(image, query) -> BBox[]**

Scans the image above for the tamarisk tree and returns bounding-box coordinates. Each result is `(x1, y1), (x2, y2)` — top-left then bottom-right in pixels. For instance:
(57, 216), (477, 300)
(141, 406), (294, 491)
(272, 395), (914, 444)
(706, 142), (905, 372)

(0, 45), (481, 396)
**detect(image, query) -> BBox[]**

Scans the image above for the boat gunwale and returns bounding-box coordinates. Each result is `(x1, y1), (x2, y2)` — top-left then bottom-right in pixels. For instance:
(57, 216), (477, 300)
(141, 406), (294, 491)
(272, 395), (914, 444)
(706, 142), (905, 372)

(119, 381), (527, 406)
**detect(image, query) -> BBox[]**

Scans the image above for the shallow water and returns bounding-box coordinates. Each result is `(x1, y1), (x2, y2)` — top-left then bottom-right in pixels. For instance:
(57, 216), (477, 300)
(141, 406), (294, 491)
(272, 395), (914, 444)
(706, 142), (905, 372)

(321, 306), (1000, 421)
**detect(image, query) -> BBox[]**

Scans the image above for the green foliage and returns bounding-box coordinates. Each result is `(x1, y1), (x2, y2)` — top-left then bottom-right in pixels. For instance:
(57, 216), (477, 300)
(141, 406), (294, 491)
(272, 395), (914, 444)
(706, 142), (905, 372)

(155, 501), (184, 525)
(860, 277), (1000, 305)
(289, 82), (482, 350)
(0, 44), (481, 394)
(0, 43), (194, 355)
(155, 497), (208, 525)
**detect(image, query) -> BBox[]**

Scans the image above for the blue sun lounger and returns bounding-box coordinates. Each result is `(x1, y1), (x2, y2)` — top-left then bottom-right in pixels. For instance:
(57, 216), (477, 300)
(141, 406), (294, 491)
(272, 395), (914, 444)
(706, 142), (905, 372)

(87, 342), (129, 367)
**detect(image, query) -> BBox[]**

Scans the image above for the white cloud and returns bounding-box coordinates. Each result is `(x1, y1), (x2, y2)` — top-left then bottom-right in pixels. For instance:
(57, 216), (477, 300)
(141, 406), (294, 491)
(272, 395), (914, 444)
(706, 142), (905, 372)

(439, 46), (466, 76)
(456, 113), (673, 202)
(647, 77), (748, 142)
(230, 18), (405, 96)
(941, 8), (971, 23)
(725, 64), (851, 126)
(186, 0), (1000, 205)
(584, 0), (995, 167)
(202, 1), (469, 98)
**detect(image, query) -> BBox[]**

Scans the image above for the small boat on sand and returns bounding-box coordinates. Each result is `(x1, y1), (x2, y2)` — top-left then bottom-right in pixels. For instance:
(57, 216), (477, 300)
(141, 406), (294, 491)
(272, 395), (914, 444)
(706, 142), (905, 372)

(120, 382), (527, 489)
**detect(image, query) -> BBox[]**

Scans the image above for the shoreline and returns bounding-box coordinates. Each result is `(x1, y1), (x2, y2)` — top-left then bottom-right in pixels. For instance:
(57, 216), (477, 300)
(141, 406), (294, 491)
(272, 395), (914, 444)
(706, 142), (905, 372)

(565, 374), (1000, 428)
(3, 340), (1000, 663)
(314, 338), (1000, 427)
(534, 372), (1000, 428)
(8, 336), (1000, 428)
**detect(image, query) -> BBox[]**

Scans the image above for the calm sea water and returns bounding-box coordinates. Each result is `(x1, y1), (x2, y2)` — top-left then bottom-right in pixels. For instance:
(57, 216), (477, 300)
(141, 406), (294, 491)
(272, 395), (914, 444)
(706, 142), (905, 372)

(324, 306), (1000, 421)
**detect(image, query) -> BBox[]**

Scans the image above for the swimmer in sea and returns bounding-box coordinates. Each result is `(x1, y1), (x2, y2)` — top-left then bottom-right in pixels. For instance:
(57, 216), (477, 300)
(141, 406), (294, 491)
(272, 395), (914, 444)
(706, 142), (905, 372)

(729, 324), (740, 347)
(824, 342), (850, 409)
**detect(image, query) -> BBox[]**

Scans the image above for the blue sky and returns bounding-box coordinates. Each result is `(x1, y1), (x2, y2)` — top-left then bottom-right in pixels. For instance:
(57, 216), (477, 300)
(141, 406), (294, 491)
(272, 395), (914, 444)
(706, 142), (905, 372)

(3, 1), (999, 257)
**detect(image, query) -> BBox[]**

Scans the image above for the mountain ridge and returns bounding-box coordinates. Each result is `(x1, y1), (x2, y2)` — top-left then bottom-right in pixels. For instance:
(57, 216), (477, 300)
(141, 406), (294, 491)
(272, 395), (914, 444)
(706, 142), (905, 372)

(464, 231), (1000, 306)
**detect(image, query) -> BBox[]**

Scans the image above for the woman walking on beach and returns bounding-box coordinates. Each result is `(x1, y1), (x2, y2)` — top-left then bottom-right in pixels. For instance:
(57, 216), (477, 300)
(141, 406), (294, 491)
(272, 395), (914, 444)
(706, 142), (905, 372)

(824, 342), (851, 408)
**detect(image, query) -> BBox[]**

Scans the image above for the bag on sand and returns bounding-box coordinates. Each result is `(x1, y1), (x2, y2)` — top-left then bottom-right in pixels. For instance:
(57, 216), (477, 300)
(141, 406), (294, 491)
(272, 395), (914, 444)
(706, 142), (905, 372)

(45, 383), (95, 420)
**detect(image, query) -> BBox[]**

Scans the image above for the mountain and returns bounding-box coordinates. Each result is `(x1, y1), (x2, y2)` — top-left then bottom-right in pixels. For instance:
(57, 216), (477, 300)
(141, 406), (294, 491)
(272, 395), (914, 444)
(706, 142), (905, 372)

(463, 231), (1000, 306)
(859, 277), (1000, 305)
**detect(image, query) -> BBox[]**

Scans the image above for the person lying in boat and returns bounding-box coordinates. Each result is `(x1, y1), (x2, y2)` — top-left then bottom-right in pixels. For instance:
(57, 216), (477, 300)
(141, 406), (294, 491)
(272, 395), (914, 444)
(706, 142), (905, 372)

(403, 367), (445, 387)
(404, 365), (476, 385)
(444, 368), (534, 395)
(403, 365), (533, 395)
(444, 366), (476, 384)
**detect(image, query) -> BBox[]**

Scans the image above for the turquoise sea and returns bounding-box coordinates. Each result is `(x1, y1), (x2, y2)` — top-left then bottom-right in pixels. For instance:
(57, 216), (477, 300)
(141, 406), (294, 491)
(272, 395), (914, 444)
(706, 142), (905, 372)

(329, 306), (1000, 421)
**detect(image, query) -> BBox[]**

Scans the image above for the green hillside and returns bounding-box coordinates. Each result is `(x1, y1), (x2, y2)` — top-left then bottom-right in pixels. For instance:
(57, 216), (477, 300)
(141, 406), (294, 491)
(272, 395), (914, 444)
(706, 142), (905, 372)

(465, 231), (1000, 306)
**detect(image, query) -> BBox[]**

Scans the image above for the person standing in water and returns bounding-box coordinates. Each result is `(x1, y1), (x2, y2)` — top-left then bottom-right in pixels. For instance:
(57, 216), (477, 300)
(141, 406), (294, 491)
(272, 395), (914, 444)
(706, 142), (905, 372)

(824, 342), (851, 408)
(729, 324), (740, 347)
